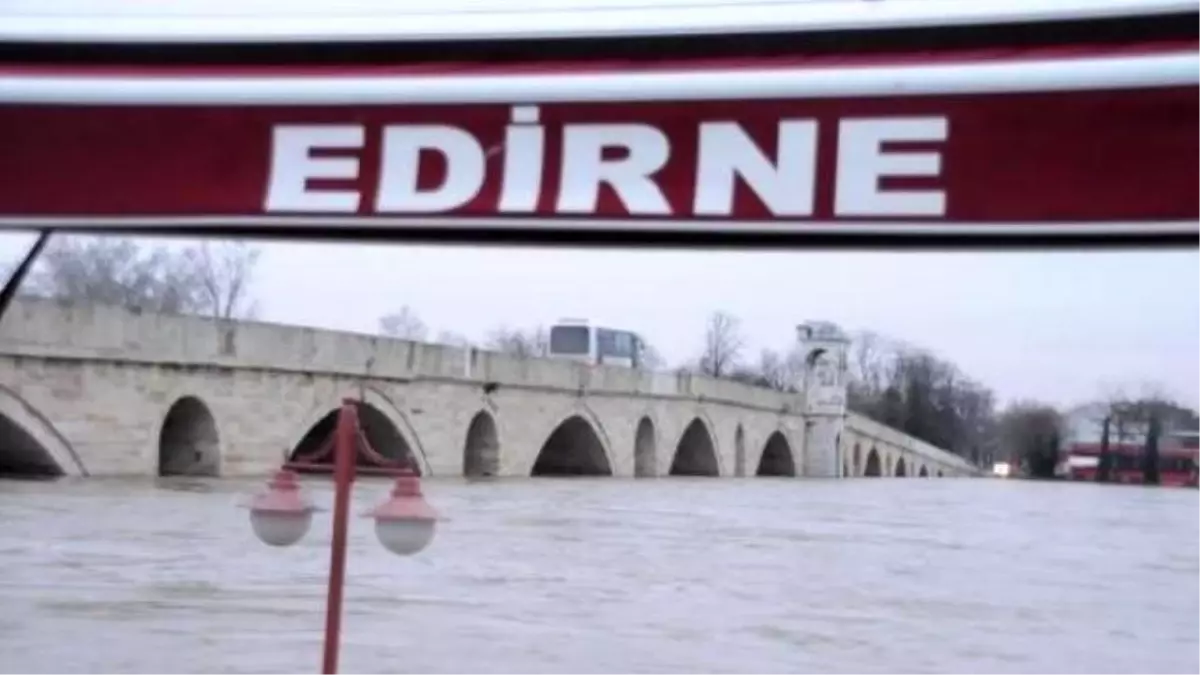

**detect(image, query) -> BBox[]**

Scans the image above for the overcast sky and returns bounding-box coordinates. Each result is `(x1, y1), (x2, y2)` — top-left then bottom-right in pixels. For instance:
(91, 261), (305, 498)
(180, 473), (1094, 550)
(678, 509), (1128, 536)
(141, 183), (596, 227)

(0, 231), (1195, 411)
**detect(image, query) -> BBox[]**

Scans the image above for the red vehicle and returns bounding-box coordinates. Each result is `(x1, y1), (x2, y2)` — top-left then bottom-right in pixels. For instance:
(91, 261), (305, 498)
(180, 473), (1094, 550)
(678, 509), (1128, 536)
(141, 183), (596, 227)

(1061, 436), (1199, 487)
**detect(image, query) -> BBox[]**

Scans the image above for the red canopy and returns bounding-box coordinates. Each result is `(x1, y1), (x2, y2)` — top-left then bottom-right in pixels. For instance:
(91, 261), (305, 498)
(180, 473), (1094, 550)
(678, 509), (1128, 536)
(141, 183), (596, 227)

(0, 9), (1195, 239)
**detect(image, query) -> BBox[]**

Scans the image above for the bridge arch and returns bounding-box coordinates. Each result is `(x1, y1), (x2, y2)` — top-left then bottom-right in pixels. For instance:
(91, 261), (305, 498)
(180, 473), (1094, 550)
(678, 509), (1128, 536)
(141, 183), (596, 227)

(290, 400), (423, 475)
(864, 447), (882, 477)
(756, 430), (796, 477)
(157, 396), (220, 477)
(852, 443), (862, 476)
(919, 465), (929, 477)
(531, 413), (613, 476)
(463, 410), (500, 477)
(937, 470), (944, 477)
(895, 457), (908, 477)
(734, 425), (746, 477)
(0, 384), (82, 477)
(359, 386), (431, 474)
(670, 417), (720, 477)
(634, 416), (656, 478)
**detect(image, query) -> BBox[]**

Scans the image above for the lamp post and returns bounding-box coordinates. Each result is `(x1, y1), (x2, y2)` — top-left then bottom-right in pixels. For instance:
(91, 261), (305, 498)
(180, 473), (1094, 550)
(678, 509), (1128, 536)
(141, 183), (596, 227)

(0, 230), (52, 326)
(247, 398), (437, 675)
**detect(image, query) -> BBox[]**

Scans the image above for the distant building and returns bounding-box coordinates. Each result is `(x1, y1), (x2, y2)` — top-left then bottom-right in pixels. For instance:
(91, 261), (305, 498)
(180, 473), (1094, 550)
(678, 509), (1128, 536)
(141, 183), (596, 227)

(1062, 402), (1150, 446)
(1058, 402), (1198, 486)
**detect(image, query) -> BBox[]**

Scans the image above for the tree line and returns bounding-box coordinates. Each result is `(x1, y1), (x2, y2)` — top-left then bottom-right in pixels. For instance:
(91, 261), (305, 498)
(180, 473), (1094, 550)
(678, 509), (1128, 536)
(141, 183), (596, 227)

(679, 312), (1002, 466)
(0, 235), (574, 361)
(651, 310), (1198, 476)
(2, 235), (261, 321)
(1001, 393), (1199, 485)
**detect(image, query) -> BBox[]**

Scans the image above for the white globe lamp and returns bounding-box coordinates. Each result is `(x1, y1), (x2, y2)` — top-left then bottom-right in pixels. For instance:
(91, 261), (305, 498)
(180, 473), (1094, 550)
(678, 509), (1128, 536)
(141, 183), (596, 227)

(248, 469), (314, 547)
(368, 468), (438, 557)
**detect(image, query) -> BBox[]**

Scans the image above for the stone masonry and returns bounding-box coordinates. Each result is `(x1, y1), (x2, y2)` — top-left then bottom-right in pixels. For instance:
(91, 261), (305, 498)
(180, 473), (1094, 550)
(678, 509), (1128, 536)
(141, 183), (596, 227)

(0, 299), (978, 479)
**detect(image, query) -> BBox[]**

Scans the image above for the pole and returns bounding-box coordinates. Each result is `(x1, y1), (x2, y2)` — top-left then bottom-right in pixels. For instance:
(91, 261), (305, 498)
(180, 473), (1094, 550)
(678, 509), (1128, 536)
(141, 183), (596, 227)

(322, 399), (359, 675)
(0, 229), (51, 327)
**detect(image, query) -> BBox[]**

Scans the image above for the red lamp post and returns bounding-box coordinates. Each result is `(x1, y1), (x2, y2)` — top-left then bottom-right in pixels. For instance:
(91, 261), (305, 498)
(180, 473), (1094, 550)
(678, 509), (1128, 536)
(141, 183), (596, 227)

(247, 398), (438, 675)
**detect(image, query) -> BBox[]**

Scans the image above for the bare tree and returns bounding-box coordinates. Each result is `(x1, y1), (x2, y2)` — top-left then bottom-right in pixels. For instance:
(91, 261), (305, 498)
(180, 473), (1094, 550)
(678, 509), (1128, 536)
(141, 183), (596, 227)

(24, 235), (204, 314)
(998, 401), (1063, 478)
(639, 340), (667, 371)
(736, 348), (799, 391)
(19, 235), (264, 321)
(187, 240), (262, 320)
(1090, 386), (1197, 484)
(485, 325), (548, 358)
(756, 349), (786, 390)
(846, 336), (998, 465)
(699, 311), (744, 378)
(1090, 388), (1166, 482)
(1143, 414), (1162, 485)
(848, 331), (887, 389)
(435, 330), (472, 348)
(379, 305), (428, 341)
(1094, 390), (1133, 482)
(1130, 390), (1200, 484)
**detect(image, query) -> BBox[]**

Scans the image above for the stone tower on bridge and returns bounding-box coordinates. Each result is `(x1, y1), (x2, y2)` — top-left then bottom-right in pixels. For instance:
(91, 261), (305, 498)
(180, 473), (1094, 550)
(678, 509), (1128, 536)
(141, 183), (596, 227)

(796, 321), (851, 478)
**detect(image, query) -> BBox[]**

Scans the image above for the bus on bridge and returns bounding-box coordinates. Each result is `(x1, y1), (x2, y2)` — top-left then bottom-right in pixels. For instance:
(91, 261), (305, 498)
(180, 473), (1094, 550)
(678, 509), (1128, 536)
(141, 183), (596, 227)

(548, 319), (647, 369)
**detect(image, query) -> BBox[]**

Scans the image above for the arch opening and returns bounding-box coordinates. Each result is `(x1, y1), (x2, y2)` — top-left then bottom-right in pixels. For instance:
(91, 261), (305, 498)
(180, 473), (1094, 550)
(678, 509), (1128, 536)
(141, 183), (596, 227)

(157, 396), (220, 477)
(937, 470), (945, 478)
(634, 417), (656, 478)
(895, 457), (908, 477)
(532, 415), (612, 476)
(734, 425), (746, 477)
(756, 431), (796, 477)
(919, 465), (929, 477)
(291, 401), (419, 475)
(853, 443), (862, 476)
(0, 413), (63, 478)
(864, 448), (882, 477)
(464, 411), (499, 478)
(670, 418), (719, 477)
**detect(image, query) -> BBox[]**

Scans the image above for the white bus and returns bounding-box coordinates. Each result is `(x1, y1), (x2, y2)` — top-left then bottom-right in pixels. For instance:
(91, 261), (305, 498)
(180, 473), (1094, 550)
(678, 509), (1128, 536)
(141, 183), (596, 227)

(548, 319), (646, 368)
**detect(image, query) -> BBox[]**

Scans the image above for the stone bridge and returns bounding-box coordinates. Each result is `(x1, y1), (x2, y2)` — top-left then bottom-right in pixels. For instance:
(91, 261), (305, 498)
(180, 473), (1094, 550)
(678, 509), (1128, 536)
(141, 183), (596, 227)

(0, 299), (977, 480)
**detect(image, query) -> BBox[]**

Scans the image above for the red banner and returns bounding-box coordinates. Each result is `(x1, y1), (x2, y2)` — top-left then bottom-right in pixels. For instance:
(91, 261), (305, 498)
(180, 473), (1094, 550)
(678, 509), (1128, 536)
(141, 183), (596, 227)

(0, 87), (1196, 229)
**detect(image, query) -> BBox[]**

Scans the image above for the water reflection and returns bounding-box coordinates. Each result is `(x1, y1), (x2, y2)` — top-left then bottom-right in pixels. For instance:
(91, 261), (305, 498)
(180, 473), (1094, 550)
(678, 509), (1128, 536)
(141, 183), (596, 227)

(0, 477), (1196, 674)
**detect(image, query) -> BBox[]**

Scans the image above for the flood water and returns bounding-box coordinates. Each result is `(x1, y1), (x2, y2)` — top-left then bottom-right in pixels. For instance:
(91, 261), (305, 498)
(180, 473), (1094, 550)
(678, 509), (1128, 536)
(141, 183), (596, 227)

(0, 477), (1196, 674)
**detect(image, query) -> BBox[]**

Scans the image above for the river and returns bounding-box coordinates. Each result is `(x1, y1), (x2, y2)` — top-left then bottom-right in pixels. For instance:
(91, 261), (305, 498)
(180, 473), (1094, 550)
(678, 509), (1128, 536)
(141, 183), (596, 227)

(0, 476), (1195, 674)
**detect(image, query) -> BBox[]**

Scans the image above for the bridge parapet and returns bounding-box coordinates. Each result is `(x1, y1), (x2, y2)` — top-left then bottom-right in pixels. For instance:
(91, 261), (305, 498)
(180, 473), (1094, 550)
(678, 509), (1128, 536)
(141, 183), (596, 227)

(0, 298), (799, 412)
(0, 298), (983, 479)
(845, 411), (979, 474)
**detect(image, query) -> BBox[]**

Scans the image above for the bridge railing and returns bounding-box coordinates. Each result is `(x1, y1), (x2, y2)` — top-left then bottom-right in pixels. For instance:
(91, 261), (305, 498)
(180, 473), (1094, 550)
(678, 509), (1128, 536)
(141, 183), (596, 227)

(845, 411), (979, 473)
(0, 298), (800, 413)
